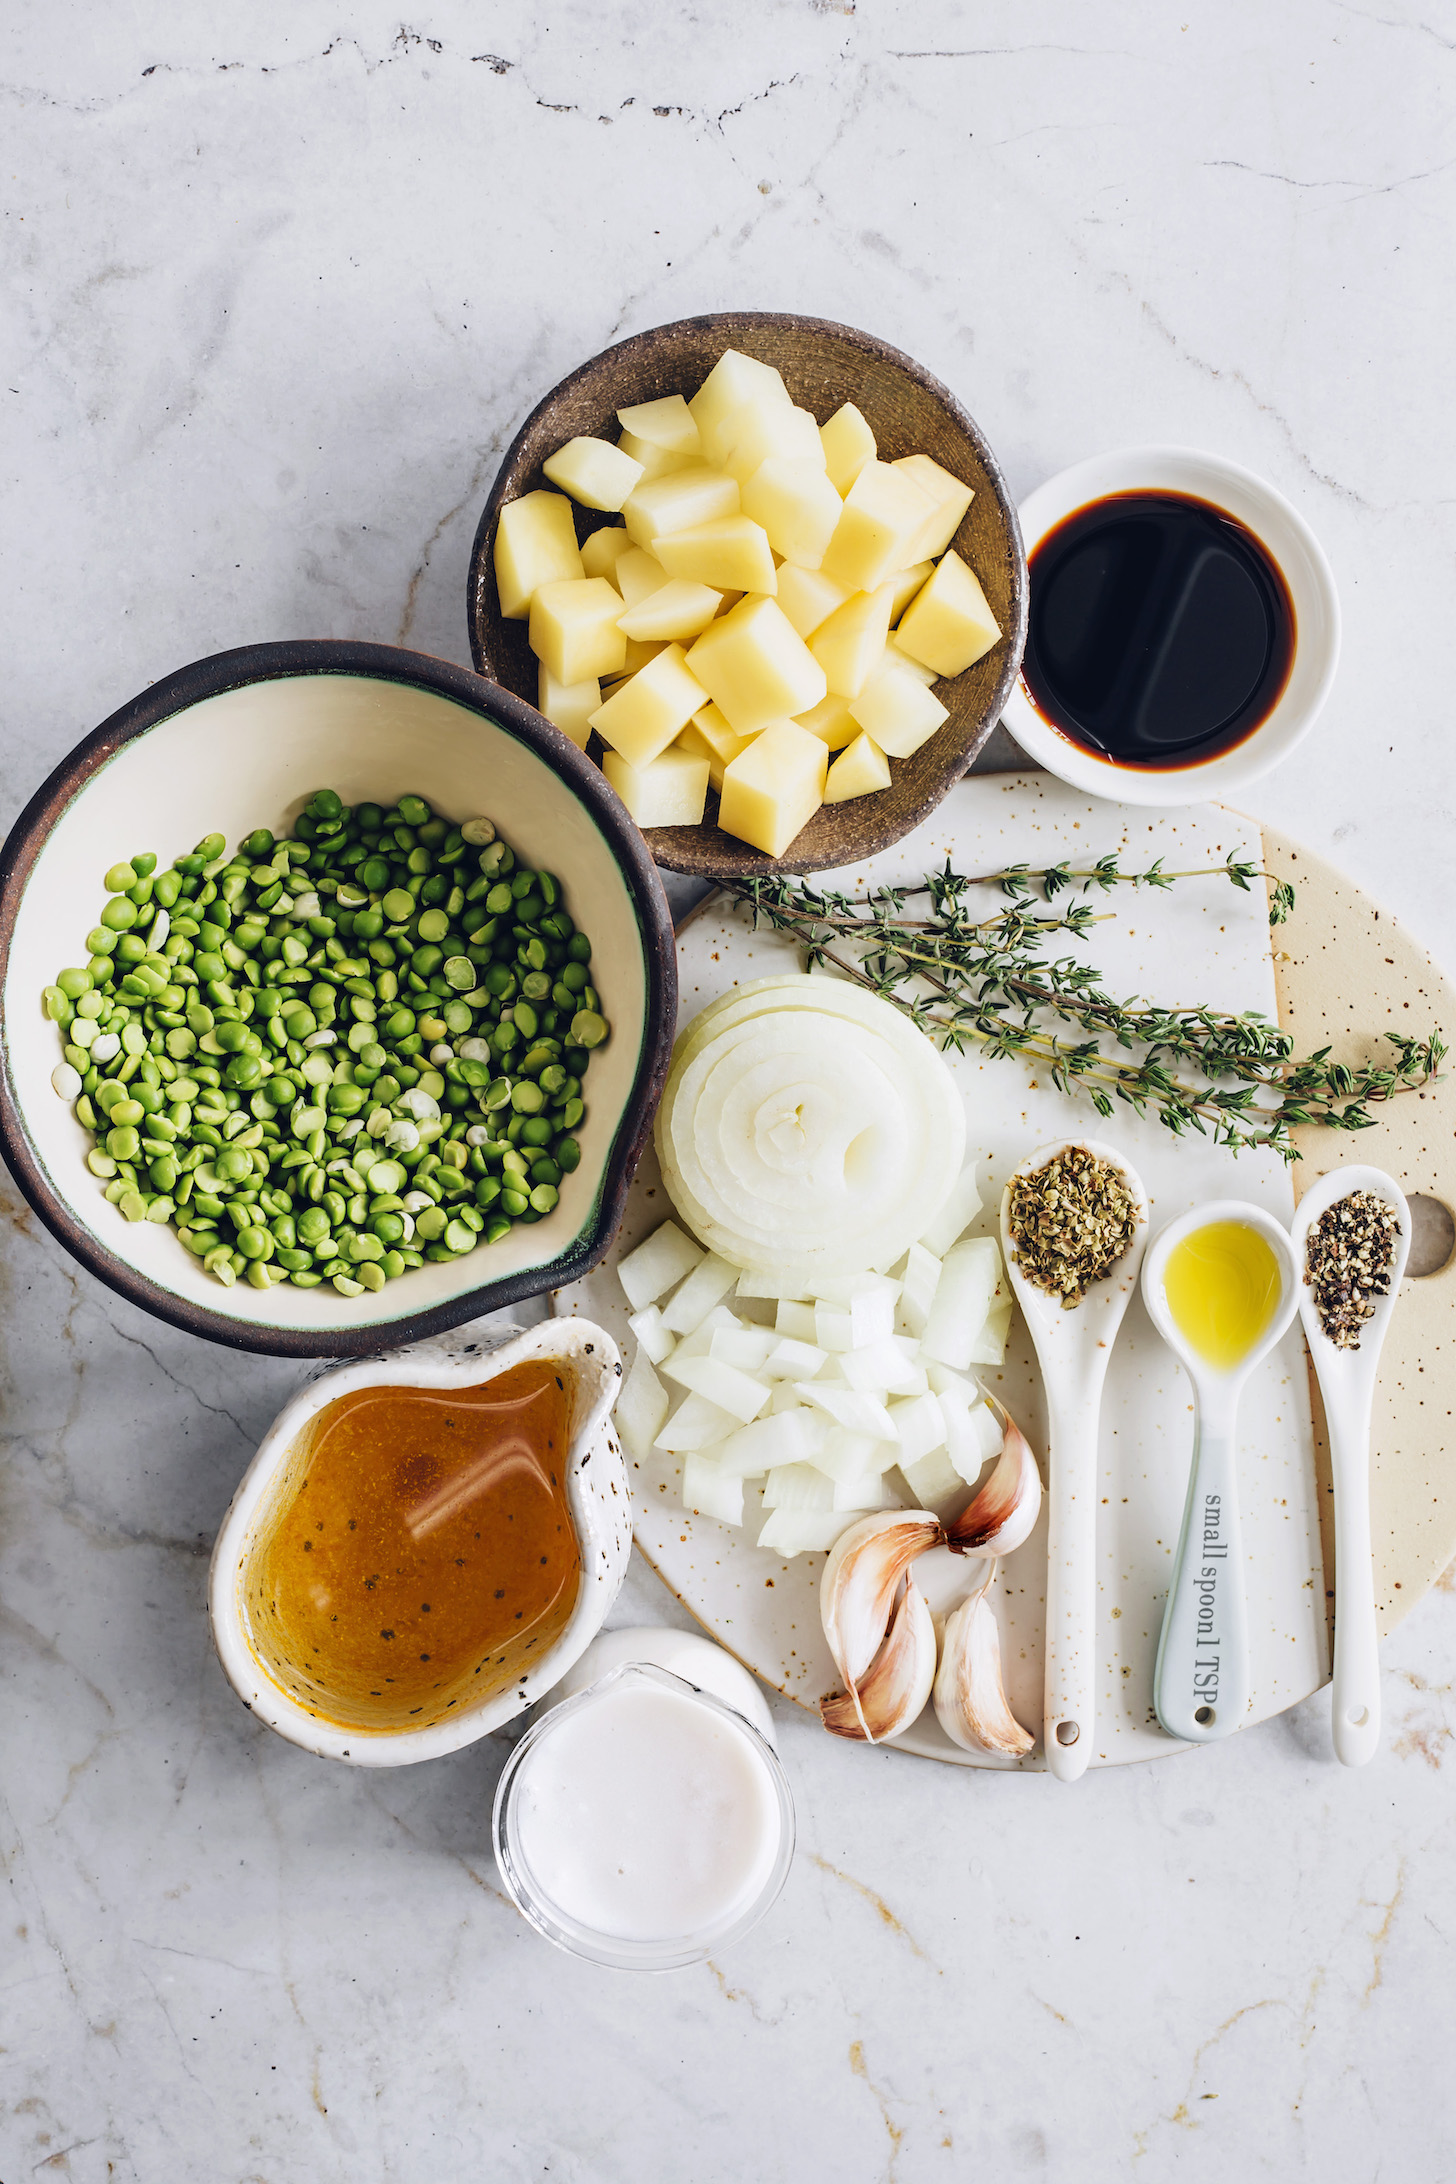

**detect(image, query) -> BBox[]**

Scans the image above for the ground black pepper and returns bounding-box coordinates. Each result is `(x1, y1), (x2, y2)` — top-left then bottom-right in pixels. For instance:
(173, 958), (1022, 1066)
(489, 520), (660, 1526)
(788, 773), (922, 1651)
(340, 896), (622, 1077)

(1006, 1144), (1138, 1308)
(1304, 1189), (1400, 1349)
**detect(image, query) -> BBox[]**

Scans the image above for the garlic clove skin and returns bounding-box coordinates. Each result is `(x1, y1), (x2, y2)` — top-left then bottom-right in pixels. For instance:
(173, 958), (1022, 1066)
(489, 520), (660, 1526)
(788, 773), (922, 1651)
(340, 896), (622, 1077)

(933, 1585), (1036, 1758)
(821, 1578), (937, 1743)
(820, 1509), (945, 1688)
(945, 1395), (1042, 1559)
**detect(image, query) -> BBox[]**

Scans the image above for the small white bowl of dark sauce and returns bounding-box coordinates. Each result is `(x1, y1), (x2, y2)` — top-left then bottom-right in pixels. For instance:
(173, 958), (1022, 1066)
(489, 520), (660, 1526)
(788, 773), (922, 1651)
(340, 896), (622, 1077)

(1000, 447), (1340, 804)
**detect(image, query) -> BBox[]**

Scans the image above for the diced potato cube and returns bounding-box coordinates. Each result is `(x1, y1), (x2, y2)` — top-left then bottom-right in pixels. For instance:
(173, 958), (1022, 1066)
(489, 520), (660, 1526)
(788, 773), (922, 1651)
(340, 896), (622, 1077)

(718, 719), (828, 857)
(885, 637), (939, 685)
(892, 453), (976, 562)
(722, 405), (826, 485)
(529, 578), (627, 684)
(809, 583), (896, 697)
(822, 461), (938, 592)
(775, 563), (850, 639)
(618, 431), (694, 481)
(655, 515), (777, 595)
(589, 643), (708, 766)
(493, 490), (584, 619)
(888, 559), (934, 623)
(741, 458), (844, 570)
(676, 702), (757, 791)
(603, 744), (710, 828)
(617, 394), (701, 456)
(686, 595), (827, 734)
(714, 589), (744, 616)
(621, 637), (665, 675)
(537, 661), (601, 750)
(688, 349), (792, 466)
(614, 546), (670, 608)
(825, 732), (892, 801)
(896, 550), (1003, 676)
(849, 663), (950, 758)
(543, 436), (644, 513)
(618, 578), (722, 643)
(623, 465), (741, 549)
(580, 525), (631, 581)
(820, 402), (877, 494)
(793, 692), (859, 751)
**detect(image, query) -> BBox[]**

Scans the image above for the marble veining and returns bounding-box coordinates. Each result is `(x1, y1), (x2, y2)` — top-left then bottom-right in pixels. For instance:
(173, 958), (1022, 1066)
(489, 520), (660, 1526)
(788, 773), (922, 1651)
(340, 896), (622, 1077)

(3, 3), (1455, 2178)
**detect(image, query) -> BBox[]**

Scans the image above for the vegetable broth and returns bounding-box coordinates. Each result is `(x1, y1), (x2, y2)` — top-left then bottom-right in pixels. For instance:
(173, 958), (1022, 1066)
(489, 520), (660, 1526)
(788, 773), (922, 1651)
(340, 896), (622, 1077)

(1022, 491), (1295, 767)
(241, 1360), (580, 1733)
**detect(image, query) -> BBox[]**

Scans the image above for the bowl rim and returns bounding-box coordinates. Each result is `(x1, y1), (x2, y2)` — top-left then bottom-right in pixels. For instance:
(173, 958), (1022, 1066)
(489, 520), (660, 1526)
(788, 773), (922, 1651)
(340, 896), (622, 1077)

(0, 638), (678, 1358)
(465, 308), (1029, 875)
(999, 443), (1342, 805)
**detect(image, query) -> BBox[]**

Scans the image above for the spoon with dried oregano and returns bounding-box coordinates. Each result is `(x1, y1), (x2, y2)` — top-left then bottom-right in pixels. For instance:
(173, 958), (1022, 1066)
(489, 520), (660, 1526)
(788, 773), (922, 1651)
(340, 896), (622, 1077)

(1291, 1165), (1411, 1768)
(999, 1139), (1150, 1783)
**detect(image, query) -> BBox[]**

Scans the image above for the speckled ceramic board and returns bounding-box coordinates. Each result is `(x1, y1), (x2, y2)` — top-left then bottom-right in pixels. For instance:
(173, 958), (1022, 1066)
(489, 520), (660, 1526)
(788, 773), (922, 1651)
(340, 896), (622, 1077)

(556, 775), (1372, 1770)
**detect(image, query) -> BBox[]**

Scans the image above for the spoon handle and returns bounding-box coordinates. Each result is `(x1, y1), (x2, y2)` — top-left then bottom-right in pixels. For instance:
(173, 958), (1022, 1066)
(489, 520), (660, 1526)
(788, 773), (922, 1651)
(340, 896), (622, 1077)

(1328, 1391), (1381, 1767)
(1043, 1383), (1101, 1782)
(1154, 1393), (1250, 1742)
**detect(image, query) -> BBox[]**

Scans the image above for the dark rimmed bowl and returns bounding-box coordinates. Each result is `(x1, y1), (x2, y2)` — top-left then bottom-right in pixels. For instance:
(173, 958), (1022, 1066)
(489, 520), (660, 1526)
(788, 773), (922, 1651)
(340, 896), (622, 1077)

(0, 640), (676, 1358)
(467, 310), (1028, 879)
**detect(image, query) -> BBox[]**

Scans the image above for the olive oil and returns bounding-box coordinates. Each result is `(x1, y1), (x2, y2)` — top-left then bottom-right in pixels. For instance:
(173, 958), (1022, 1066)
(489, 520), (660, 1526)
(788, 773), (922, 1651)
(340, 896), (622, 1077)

(1163, 1221), (1283, 1373)
(242, 1360), (580, 1733)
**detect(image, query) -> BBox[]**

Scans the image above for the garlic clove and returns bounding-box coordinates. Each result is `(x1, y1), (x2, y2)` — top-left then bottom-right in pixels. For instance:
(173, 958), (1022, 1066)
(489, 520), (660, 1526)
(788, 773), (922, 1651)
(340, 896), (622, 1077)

(933, 1581), (1035, 1758)
(821, 1578), (937, 1743)
(820, 1509), (944, 1688)
(944, 1394), (1042, 1558)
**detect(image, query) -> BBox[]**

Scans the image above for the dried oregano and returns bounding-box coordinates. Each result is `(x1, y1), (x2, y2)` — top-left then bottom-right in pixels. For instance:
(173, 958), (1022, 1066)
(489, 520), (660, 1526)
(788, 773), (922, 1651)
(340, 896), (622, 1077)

(1005, 1144), (1138, 1308)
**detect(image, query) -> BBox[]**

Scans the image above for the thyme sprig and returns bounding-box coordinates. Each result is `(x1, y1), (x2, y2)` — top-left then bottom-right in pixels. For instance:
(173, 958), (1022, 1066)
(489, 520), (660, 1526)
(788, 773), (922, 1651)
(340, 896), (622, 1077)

(714, 857), (1442, 1162)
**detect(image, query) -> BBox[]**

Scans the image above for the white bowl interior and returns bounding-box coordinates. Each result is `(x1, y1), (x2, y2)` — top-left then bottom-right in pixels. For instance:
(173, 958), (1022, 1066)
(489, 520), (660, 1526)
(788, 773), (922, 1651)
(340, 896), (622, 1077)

(4, 672), (650, 1336)
(1000, 446), (1340, 806)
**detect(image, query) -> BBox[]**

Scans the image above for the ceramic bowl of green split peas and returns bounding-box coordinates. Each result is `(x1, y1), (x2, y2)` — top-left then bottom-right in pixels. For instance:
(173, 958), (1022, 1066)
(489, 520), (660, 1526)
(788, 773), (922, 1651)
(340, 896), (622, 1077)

(0, 640), (677, 1357)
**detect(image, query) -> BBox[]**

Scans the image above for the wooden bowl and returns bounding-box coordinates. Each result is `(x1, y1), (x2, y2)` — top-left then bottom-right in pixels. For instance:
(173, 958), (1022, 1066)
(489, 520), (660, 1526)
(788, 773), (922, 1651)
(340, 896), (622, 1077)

(467, 311), (1028, 878)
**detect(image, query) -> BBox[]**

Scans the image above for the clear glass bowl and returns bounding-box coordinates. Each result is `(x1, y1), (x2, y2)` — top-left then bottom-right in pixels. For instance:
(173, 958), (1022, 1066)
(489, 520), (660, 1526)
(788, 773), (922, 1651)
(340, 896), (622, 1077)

(493, 1661), (795, 1972)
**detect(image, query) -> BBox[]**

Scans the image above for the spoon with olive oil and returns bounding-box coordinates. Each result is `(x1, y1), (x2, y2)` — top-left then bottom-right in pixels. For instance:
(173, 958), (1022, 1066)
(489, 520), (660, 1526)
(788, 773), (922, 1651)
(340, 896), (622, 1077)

(1141, 1203), (1301, 1744)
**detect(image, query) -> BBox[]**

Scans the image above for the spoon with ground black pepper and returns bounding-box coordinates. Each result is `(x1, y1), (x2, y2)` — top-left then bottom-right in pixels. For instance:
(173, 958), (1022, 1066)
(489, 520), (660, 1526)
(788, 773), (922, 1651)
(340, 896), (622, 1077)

(1290, 1166), (1410, 1768)
(1000, 1140), (1150, 1782)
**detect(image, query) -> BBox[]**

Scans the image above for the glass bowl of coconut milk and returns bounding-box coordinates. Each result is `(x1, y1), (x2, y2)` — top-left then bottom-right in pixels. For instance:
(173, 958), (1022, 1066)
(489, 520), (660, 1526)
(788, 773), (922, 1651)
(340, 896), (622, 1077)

(492, 1638), (795, 1971)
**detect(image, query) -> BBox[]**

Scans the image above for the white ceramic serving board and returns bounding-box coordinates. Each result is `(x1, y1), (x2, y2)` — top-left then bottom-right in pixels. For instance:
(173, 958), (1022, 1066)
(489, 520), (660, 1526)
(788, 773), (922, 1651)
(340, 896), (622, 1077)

(554, 775), (1328, 1769)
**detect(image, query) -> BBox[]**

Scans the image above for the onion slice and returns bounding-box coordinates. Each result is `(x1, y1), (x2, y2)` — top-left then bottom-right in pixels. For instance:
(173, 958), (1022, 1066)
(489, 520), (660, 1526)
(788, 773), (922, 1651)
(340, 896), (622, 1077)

(655, 975), (964, 1282)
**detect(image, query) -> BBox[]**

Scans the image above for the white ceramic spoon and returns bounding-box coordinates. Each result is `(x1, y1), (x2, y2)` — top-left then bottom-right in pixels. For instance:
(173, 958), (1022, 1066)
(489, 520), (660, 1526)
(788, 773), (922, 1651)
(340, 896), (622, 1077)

(1141, 1202), (1301, 1745)
(1289, 1166), (1410, 1767)
(1000, 1140), (1150, 1783)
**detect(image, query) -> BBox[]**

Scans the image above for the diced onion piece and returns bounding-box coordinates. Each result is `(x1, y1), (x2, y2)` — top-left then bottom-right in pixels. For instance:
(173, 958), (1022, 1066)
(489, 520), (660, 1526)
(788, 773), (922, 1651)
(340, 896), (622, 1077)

(763, 1336), (827, 1380)
(736, 1268), (813, 1301)
(616, 1352), (669, 1460)
(709, 1326), (777, 1371)
(775, 1299), (818, 1340)
(815, 1304), (855, 1354)
(618, 1220), (703, 1310)
(626, 1304), (676, 1366)
(672, 1304), (742, 1361)
(920, 1239), (1003, 1369)
(890, 1391), (947, 1467)
(717, 1407), (827, 1478)
(839, 1339), (926, 1397)
(900, 1446), (968, 1509)
(660, 1353), (771, 1425)
(758, 1508), (868, 1558)
(796, 1382), (897, 1440)
(917, 1163), (982, 1258)
(809, 1427), (899, 1483)
(963, 1292), (1013, 1367)
(681, 1454), (745, 1527)
(762, 1462), (837, 1512)
(655, 974), (964, 1285)
(659, 1250), (739, 1335)
(898, 1242), (942, 1336)
(833, 1471), (904, 1513)
(654, 1392), (739, 1452)
(812, 1270), (901, 1308)
(940, 1389), (1004, 1484)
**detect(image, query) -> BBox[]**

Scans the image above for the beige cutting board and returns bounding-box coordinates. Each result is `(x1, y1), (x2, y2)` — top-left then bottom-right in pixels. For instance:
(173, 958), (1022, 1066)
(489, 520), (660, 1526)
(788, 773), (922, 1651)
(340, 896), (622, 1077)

(1264, 827), (1456, 1636)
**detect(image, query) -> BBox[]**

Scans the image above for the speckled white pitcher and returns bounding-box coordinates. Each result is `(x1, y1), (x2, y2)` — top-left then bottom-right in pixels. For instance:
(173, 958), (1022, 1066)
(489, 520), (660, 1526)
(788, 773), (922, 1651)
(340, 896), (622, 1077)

(208, 1316), (632, 1766)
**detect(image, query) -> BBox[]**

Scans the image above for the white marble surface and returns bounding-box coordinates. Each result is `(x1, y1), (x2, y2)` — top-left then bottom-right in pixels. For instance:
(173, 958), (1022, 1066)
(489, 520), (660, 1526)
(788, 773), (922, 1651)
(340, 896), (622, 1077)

(3, 4), (1456, 2178)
